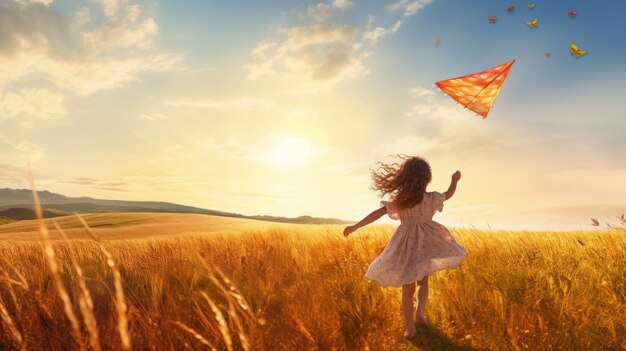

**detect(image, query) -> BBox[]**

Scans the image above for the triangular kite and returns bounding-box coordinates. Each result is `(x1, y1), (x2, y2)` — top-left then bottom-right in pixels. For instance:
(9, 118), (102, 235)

(435, 60), (515, 118)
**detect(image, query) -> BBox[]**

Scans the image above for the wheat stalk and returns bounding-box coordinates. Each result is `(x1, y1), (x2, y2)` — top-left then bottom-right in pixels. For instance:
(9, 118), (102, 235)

(75, 213), (131, 350)
(0, 297), (24, 350)
(28, 167), (85, 351)
(199, 291), (234, 351)
(170, 320), (218, 350)
(54, 221), (102, 351)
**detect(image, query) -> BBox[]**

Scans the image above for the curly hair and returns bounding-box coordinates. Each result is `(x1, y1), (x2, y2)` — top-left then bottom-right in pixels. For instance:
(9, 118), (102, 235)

(370, 154), (432, 210)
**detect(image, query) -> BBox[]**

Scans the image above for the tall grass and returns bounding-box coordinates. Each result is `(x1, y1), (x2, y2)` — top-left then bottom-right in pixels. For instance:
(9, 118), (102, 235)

(0, 221), (624, 350)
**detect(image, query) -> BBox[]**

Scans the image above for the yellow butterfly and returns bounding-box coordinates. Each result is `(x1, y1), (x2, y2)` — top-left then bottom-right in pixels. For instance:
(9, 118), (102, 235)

(570, 41), (587, 57)
(526, 17), (538, 27)
(528, 4), (535, 9)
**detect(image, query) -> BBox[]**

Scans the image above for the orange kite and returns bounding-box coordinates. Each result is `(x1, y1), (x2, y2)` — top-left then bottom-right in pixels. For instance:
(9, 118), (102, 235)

(435, 60), (515, 118)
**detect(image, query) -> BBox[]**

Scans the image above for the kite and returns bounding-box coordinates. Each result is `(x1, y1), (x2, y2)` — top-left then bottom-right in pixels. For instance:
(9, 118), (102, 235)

(435, 60), (515, 118)
(570, 41), (587, 58)
(528, 4), (535, 9)
(545, 52), (551, 57)
(568, 10), (577, 17)
(527, 17), (538, 27)
(435, 36), (441, 46)
(488, 16), (497, 23)
(506, 6), (515, 13)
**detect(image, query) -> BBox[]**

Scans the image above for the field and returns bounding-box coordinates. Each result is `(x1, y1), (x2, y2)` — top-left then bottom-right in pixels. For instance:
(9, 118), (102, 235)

(0, 213), (625, 350)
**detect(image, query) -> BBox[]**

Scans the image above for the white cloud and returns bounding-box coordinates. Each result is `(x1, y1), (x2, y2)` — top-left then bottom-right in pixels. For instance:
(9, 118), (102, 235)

(332, 0), (353, 9)
(82, 18), (158, 52)
(62, 177), (128, 191)
(308, 3), (331, 22)
(388, 0), (433, 17)
(409, 86), (436, 102)
(96, 0), (121, 19)
(245, 1), (429, 86)
(0, 136), (45, 161)
(0, 1), (183, 125)
(0, 88), (67, 125)
(246, 24), (367, 83)
(75, 6), (91, 26)
(23, 0), (54, 6)
(140, 112), (169, 120)
(363, 20), (402, 44)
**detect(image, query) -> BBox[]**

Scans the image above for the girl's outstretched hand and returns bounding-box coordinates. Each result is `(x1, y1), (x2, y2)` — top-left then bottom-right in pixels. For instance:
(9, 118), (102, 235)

(452, 170), (462, 182)
(343, 225), (357, 237)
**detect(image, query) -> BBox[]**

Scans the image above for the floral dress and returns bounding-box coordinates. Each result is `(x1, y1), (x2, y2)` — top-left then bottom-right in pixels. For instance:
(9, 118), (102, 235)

(365, 192), (467, 287)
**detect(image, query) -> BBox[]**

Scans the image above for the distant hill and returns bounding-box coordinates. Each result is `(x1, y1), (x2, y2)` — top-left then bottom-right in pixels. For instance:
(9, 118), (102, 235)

(0, 208), (62, 220)
(0, 188), (352, 225)
(0, 215), (16, 225)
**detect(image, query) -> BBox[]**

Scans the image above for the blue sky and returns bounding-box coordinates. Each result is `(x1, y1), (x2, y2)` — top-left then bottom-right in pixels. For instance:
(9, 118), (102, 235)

(1, 0), (624, 229)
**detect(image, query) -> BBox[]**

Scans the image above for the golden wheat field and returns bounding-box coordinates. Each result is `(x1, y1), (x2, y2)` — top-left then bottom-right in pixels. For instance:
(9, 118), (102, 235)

(0, 213), (625, 351)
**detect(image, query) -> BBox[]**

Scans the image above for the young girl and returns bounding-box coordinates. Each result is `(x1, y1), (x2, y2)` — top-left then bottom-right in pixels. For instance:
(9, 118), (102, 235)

(343, 155), (467, 339)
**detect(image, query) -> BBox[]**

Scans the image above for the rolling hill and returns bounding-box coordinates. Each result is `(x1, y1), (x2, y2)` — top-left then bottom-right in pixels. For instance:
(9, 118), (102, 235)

(0, 188), (352, 225)
(0, 212), (309, 240)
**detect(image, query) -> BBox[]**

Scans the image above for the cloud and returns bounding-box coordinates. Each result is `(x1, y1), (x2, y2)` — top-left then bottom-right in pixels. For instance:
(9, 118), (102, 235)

(388, 0), (433, 17)
(0, 2), (71, 57)
(409, 86), (436, 102)
(332, 0), (353, 9)
(363, 20), (402, 44)
(380, 86), (520, 158)
(0, 136), (45, 161)
(245, 0), (431, 87)
(96, 0), (121, 19)
(0, 0), (183, 125)
(0, 163), (28, 186)
(82, 18), (158, 52)
(140, 112), (168, 120)
(62, 177), (128, 191)
(308, 3), (331, 22)
(0, 88), (67, 125)
(245, 24), (367, 84)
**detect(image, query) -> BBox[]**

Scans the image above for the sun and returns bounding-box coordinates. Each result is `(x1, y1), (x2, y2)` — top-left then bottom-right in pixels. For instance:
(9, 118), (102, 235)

(271, 136), (312, 168)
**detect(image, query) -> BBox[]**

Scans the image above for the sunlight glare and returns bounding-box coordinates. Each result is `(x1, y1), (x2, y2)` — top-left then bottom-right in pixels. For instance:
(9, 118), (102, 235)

(271, 136), (312, 168)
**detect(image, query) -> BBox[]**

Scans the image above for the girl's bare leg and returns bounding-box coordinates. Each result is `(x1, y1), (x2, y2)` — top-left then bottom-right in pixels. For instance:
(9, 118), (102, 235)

(415, 276), (429, 325)
(401, 282), (417, 338)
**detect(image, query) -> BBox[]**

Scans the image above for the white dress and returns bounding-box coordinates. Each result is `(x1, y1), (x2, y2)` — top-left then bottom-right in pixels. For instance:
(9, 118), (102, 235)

(365, 191), (467, 287)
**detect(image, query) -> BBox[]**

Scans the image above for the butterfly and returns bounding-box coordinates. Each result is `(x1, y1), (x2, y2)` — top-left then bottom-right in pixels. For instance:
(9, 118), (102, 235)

(488, 16), (497, 23)
(568, 10), (577, 17)
(545, 52), (551, 57)
(570, 41), (587, 58)
(528, 4), (535, 9)
(526, 17), (538, 28)
(506, 6), (515, 13)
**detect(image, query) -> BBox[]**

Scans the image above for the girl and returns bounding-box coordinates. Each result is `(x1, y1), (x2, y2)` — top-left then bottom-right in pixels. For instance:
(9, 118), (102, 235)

(343, 155), (467, 339)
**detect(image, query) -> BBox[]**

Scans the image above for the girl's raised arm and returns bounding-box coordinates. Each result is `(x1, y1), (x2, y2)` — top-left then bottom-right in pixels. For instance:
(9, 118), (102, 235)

(444, 170), (462, 200)
(343, 206), (387, 237)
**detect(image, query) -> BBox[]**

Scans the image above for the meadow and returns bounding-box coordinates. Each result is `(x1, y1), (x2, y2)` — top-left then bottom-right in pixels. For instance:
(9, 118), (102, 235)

(0, 214), (624, 350)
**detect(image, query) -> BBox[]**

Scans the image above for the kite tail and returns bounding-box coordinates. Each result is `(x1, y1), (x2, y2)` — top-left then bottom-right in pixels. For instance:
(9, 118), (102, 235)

(457, 119), (487, 170)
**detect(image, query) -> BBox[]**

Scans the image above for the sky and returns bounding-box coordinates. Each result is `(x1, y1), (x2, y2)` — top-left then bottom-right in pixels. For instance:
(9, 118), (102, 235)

(1, 0), (625, 230)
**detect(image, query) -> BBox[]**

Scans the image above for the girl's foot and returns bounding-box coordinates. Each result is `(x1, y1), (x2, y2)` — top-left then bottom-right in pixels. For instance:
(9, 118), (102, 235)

(403, 326), (416, 339)
(414, 313), (428, 326)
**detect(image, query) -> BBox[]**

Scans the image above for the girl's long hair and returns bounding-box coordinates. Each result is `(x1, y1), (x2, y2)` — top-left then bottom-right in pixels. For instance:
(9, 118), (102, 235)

(370, 155), (432, 210)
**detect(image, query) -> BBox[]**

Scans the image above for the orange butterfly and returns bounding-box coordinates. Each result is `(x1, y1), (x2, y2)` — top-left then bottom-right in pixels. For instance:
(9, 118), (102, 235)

(526, 17), (538, 28)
